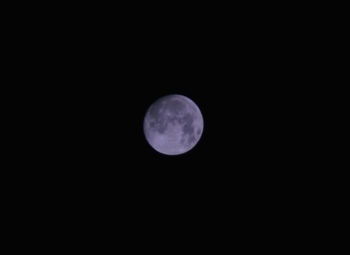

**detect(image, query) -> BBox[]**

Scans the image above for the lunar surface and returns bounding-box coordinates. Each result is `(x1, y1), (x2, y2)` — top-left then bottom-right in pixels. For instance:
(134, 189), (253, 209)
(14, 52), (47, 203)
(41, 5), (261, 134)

(143, 94), (204, 155)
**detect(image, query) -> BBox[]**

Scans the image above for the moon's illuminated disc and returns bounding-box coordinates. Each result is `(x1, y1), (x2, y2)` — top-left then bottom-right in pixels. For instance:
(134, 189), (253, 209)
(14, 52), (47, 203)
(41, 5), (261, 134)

(143, 94), (204, 155)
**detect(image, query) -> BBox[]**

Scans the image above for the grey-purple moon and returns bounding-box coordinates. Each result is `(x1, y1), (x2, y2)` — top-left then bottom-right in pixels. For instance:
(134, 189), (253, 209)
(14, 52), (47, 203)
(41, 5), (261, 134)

(143, 94), (204, 155)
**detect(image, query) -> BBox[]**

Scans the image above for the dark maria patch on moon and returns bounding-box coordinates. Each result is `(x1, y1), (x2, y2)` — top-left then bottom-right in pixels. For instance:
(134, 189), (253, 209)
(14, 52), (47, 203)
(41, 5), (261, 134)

(154, 118), (168, 133)
(149, 121), (156, 128)
(180, 113), (193, 125)
(187, 134), (196, 145)
(181, 113), (194, 135)
(180, 137), (185, 145)
(182, 123), (194, 135)
(168, 115), (181, 125)
(165, 99), (185, 114)
(148, 100), (165, 119)
(148, 104), (158, 120)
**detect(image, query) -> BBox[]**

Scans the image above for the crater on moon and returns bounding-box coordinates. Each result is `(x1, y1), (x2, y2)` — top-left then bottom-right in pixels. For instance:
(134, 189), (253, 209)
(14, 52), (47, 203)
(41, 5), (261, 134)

(144, 94), (204, 155)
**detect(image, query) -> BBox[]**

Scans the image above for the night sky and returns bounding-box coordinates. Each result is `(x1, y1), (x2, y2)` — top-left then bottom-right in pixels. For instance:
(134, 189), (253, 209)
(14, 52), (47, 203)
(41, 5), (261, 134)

(16, 4), (320, 249)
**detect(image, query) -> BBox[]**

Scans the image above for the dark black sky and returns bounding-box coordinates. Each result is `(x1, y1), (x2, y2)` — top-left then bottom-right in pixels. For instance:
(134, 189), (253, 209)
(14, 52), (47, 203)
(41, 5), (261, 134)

(48, 18), (304, 218)
(18, 4), (320, 247)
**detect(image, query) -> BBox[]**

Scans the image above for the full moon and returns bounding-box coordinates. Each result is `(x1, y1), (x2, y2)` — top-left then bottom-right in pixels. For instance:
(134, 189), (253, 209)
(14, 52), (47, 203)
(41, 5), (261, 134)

(143, 94), (204, 155)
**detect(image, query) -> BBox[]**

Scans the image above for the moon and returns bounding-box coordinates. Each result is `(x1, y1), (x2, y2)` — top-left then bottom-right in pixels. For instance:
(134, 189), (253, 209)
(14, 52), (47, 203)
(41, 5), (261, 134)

(143, 94), (204, 155)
